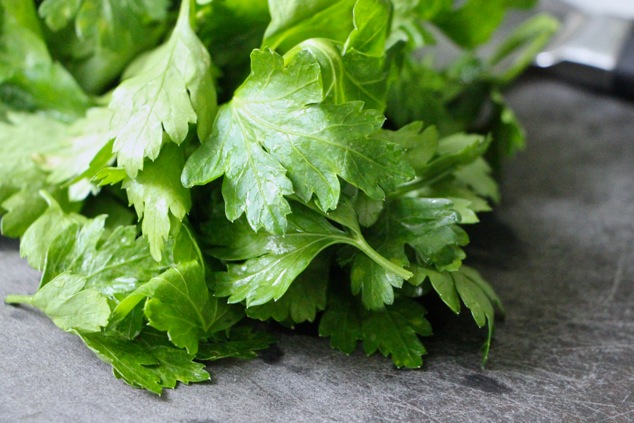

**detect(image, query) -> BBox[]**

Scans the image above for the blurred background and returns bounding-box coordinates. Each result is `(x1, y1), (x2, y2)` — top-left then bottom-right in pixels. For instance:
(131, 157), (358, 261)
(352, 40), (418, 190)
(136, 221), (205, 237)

(558, 0), (634, 17)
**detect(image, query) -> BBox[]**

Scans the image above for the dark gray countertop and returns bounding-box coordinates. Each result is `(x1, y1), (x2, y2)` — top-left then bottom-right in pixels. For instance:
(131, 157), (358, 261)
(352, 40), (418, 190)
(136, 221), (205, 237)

(1, 76), (633, 422)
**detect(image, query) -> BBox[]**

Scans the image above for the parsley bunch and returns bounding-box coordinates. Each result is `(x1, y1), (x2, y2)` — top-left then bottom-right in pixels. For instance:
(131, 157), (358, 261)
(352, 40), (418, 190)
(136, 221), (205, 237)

(1, 0), (556, 394)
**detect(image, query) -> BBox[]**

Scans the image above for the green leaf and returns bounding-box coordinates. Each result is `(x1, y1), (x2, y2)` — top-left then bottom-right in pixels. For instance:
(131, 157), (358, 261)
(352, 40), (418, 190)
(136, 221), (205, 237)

(388, 0), (451, 48)
(81, 331), (209, 395)
(348, 197), (463, 309)
(380, 122), (438, 173)
(109, 0), (216, 177)
(121, 143), (191, 261)
(38, 0), (170, 93)
(196, 326), (277, 361)
(459, 266), (504, 315)
(488, 14), (559, 84)
(19, 192), (86, 270)
(417, 267), (461, 314)
(433, 0), (535, 49)
(453, 269), (495, 364)
(37, 108), (115, 200)
(195, 0), (270, 97)
(112, 261), (242, 354)
(350, 243), (407, 310)
(7, 273), (110, 333)
(361, 297), (432, 368)
(388, 132), (492, 201)
(37, 0), (81, 31)
(0, 0), (90, 118)
(263, 0), (357, 52)
(419, 266), (502, 365)
(246, 255), (329, 325)
(353, 190), (384, 228)
(212, 203), (352, 307)
(453, 158), (499, 203)
(319, 289), (364, 354)
(183, 49), (411, 233)
(419, 133), (491, 184)
(0, 112), (70, 236)
(41, 217), (168, 298)
(39, 0), (168, 46)
(289, 0), (394, 111)
(488, 90), (527, 170)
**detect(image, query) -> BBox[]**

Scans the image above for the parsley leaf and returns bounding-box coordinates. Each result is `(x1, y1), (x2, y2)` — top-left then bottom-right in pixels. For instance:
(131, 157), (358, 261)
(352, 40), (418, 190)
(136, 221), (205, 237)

(263, 0), (357, 52)
(420, 266), (504, 364)
(197, 326), (277, 361)
(121, 143), (191, 261)
(320, 292), (432, 368)
(349, 197), (464, 310)
(40, 216), (167, 298)
(361, 297), (432, 368)
(211, 202), (352, 306)
(19, 192), (86, 270)
(109, 0), (216, 177)
(1, 0), (551, 392)
(0, 1), (91, 119)
(289, 0), (393, 111)
(0, 113), (70, 236)
(319, 288), (364, 354)
(81, 331), (209, 395)
(183, 48), (411, 233)
(6, 273), (110, 333)
(246, 255), (329, 325)
(112, 261), (242, 354)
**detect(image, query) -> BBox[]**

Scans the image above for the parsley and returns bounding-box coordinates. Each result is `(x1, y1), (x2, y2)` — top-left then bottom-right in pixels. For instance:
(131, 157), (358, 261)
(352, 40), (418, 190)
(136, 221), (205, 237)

(1, 0), (557, 394)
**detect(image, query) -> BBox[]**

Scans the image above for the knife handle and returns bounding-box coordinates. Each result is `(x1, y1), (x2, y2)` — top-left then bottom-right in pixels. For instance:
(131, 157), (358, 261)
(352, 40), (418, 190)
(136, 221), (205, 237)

(614, 27), (634, 98)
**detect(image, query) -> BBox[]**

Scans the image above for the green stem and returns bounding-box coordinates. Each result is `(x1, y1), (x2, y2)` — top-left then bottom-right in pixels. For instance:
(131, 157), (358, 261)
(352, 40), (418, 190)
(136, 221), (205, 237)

(4, 294), (34, 305)
(388, 172), (450, 200)
(352, 235), (413, 281)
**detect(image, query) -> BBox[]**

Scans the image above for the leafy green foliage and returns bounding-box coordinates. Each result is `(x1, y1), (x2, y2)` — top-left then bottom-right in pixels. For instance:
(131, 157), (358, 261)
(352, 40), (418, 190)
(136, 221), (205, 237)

(361, 297), (432, 368)
(246, 255), (329, 325)
(419, 266), (504, 364)
(81, 331), (210, 395)
(319, 292), (432, 368)
(1, 0), (551, 393)
(197, 326), (277, 361)
(116, 143), (191, 261)
(39, 216), (167, 298)
(195, 0), (270, 99)
(37, 108), (115, 201)
(6, 273), (110, 333)
(38, 0), (170, 93)
(263, 0), (357, 52)
(209, 202), (353, 306)
(0, 113), (71, 236)
(109, 0), (216, 178)
(349, 197), (465, 310)
(319, 289), (365, 354)
(19, 192), (86, 270)
(289, 0), (393, 112)
(112, 261), (242, 354)
(0, 0), (91, 119)
(433, 0), (536, 49)
(183, 49), (412, 233)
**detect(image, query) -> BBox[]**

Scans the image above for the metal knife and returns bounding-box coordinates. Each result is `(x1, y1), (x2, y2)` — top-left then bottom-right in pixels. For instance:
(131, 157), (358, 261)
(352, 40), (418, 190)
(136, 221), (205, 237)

(534, 0), (634, 98)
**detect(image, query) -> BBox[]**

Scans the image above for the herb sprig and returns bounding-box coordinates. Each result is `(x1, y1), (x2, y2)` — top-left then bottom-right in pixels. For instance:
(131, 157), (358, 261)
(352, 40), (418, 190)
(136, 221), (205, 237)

(1, 0), (556, 394)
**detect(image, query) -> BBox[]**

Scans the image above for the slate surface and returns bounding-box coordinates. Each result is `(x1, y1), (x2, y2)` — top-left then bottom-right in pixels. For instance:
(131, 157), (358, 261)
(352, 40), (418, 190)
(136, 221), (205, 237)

(1, 76), (633, 422)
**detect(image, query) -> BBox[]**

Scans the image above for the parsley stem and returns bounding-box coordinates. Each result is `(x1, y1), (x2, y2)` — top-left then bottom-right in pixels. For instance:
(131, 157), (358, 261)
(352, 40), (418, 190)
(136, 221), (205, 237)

(4, 294), (33, 305)
(352, 236), (413, 281)
(388, 173), (449, 199)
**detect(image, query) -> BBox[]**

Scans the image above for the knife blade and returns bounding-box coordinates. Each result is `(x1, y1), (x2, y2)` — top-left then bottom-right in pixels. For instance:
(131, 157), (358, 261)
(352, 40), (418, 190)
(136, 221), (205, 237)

(533, 0), (634, 98)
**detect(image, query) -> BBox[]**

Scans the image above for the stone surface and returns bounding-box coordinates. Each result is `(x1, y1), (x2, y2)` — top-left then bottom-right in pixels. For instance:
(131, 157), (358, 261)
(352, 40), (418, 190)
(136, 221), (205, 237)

(1, 76), (633, 422)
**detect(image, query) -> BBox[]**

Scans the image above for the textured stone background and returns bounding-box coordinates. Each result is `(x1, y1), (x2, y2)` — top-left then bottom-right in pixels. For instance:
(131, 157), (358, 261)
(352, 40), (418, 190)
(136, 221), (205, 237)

(1, 75), (633, 422)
